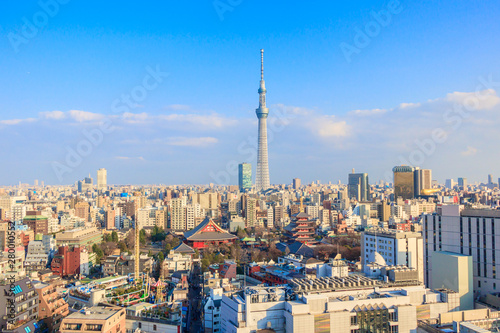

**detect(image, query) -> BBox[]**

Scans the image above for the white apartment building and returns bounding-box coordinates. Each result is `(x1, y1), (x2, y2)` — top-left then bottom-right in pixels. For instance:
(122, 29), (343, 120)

(305, 205), (319, 220)
(185, 203), (202, 230)
(163, 248), (193, 272)
(204, 287), (223, 333)
(316, 256), (349, 278)
(361, 228), (424, 283)
(221, 278), (458, 333)
(423, 205), (500, 296)
(170, 197), (187, 230)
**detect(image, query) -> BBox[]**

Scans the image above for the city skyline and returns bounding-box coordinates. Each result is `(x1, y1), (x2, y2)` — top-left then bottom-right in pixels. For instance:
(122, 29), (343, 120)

(1, 1), (500, 185)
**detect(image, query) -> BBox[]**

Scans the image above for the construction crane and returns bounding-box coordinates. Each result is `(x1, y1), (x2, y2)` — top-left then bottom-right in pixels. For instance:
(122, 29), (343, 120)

(135, 218), (140, 285)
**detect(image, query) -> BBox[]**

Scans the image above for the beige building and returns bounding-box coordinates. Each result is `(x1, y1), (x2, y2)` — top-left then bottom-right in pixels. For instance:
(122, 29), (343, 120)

(60, 306), (125, 333)
(35, 281), (69, 332)
(221, 278), (458, 333)
(55, 227), (102, 249)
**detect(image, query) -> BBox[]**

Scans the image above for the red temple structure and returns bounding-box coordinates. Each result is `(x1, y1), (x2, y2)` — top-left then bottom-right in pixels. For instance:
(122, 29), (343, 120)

(183, 217), (237, 249)
(284, 212), (316, 244)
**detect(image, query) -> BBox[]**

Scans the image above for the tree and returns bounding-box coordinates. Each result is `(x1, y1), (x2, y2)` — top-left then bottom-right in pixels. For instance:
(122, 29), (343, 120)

(236, 227), (247, 239)
(111, 231), (118, 243)
(165, 243), (172, 254)
(148, 249), (153, 257)
(157, 251), (164, 262)
(201, 258), (210, 272)
(314, 245), (336, 260)
(92, 244), (104, 259)
(171, 237), (180, 248)
(117, 241), (127, 253)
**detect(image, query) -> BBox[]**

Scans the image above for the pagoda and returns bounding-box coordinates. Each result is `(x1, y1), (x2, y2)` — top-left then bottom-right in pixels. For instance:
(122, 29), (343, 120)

(284, 209), (316, 245)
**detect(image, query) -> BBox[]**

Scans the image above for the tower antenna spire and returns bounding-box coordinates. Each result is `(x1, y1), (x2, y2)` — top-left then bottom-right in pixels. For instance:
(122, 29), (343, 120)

(255, 49), (270, 192)
(260, 49), (264, 80)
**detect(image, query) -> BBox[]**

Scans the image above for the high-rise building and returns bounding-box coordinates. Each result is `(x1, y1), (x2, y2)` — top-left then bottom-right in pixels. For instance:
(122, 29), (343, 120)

(170, 197), (187, 230)
(293, 178), (301, 190)
(245, 197), (257, 227)
(361, 228), (424, 283)
(393, 166), (415, 200)
(77, 175), (93, 192)
(255, 49), (270, 192)
(445, 179), (455, 189)
(458, 177), (468, 189)
(348, 170), (370, 202)
(414, 168), (432, 197)
(488, 174), (493, 185)
(97, 168), (107, 191)
(423, 205), (500, 297)
(238, 163), (252, 192)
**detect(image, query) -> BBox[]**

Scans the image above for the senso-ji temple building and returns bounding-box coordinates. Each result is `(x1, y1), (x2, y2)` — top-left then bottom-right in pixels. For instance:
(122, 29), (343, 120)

(284, 211), (316, 244)
(183, 217), (238, 249)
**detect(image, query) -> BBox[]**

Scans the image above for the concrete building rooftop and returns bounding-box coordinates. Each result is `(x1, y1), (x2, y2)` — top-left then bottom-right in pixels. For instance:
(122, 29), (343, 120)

(65, 306), (121, 320)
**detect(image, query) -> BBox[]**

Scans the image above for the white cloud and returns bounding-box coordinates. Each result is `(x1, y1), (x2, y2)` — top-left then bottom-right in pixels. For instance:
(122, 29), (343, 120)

(445, 89), (500, 110)
(349, 108), (387, 116)
(398, 102), (421, 109)
(310, 116), (350, 138)
(67, 110), (104, 122)
(159, 113), (237, 128)
(40, 110), (66, 120)
(164, 137), (218, 147)
(114, 156), (145, 161)
(122, 112), (149, 123)
(461, 146), (478, 156)
(0, 118), (36, 125)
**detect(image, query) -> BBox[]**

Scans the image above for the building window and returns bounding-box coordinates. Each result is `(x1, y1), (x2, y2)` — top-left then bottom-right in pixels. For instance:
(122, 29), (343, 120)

(153, 325), (157, 331)
(138, 323), (141, 328)
(351, 316), (357, 325)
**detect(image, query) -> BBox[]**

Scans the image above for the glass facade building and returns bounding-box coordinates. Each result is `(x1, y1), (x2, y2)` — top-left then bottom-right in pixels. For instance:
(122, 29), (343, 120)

(238, 163), (252, 192)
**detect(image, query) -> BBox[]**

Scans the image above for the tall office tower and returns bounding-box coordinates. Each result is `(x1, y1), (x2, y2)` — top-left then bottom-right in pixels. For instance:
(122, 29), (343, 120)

(293, 178), (301, 190)
(458, 177), (468, 189)
(97, 168), (107, 192)
(34, 179), (38, 187)
(414, 168), (432, 197)
(393, 166), (415, 200)
(445, 179), (455, 189)
(422, 205), (500, 299)
(238, 163), (252, 192)
(255, 49), (270, 192)
(170, 197), (187, 230)
(348, 169), (370, 202)
(488, 174), (493, 185)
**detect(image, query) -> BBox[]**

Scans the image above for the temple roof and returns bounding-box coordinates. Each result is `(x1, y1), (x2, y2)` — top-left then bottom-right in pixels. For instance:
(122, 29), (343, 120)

(173, 242), (195, 254)
(293, 212), (310, 219)
(184, 217), (238, 241)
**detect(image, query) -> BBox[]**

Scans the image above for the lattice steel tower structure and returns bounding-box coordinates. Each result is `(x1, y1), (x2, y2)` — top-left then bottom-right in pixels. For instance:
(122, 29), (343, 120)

(255, 49), (270, 191)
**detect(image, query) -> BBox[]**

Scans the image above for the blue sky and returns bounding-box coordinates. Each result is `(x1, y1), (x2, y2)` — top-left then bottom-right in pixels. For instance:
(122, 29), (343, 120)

(1, 0), (500, 186)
